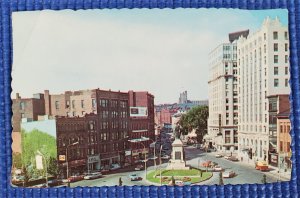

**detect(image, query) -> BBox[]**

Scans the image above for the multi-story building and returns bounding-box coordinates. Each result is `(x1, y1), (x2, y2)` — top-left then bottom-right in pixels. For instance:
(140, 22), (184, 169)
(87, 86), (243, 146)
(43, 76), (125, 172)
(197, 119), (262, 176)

(237, 17), (290, 162)
(56, 89), (131, 177)
(12, 93), (46, 132)
(207, 30), (249, 152)
(277, 106), (291, 170)
(128, 91), (155, 163)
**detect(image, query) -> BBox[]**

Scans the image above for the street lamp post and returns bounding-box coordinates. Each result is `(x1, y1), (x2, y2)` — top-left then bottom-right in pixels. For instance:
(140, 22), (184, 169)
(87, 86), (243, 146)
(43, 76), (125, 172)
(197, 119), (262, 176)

(66, 141), (79, 187)
(142, 136), (157, 168)
(37, 150), (48, 187)
(159, 145), (163, 186)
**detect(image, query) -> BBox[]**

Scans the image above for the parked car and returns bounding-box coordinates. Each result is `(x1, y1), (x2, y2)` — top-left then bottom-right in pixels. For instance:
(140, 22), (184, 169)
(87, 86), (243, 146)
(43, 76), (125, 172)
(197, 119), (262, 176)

(223, 171), (235, 178)
(84, 172), (102, 180)
(129, 174), (142, 181)
(110, 164), (121, 170)
(67, 175), (84, 183)
(212, 165), (224, 172)
(47, 179), (63, 187)
(161, 155), (170, 160)
(135, 165), (144, 171)
(255, 161), (269, 171)
(215, 154), (223, 158)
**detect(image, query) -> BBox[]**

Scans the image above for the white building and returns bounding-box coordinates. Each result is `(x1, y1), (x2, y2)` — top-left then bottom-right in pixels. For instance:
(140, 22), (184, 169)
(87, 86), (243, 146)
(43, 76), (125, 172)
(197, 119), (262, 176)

(237, 17), (290, 162)
(207, 30), (249, 152)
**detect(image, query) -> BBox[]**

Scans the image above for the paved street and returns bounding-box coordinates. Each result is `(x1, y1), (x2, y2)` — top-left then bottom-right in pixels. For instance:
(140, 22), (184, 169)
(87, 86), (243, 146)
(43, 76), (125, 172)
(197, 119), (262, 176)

(185, 146), (286, 185)
(68, 129), (289, 187)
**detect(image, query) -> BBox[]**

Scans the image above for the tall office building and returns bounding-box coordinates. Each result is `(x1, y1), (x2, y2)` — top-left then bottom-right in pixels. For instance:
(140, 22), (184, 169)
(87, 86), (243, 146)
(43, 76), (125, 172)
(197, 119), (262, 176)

(237, 17), (290, 162)
(207, 30), (249, 152)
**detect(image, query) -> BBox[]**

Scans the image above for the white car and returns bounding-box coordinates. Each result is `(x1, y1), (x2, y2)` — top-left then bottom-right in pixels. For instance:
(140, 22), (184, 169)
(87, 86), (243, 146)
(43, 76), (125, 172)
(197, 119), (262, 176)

(84, 172), (102, 180)
(223, 171), (235, 178)
(215, 154), (223, 158)
(212, 165), (223, 172)
(161, 155), (170, 159)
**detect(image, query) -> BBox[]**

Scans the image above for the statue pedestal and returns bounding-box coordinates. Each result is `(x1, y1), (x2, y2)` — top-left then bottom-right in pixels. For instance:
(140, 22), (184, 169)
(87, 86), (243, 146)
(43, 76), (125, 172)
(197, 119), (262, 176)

(166, 139), (190, 170)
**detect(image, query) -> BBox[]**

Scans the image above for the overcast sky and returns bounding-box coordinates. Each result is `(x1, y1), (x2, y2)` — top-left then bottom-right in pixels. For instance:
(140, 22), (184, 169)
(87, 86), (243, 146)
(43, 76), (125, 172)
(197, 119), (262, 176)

(11, 8), (288, 104)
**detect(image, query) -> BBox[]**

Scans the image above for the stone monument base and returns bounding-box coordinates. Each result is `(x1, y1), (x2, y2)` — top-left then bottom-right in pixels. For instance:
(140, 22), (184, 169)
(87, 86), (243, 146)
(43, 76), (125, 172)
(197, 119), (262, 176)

(166, 160), (190, 170)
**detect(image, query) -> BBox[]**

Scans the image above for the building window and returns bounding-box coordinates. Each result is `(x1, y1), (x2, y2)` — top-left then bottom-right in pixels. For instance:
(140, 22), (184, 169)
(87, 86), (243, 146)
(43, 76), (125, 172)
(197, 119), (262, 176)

(273, 31), (278, 40)
(285, 79), (289, 87)
(285, 55), (289, 63)
(225, 131), (230, 143)
(225, 62), (228, 67)
(285, 43), (288, 51)
(72, 111), (76, 116)
(264, 33), (266, 40)
(274, 67), (279, 75)
(285, 67), (289, 75)
(274, 43), (278, 51)
(285, 31), (288, 40)
(55, 101), (59, 110)
(66, 100), (70, 108)
(274, 55), (278, 63)
(280, 141), (283, 152)
(226, 106), (229, 110)
(81, 100), (84, 108)
(21, 113), (25, 118)
(72, 100), (75, 108)
(20, 102), (25, 110)
(274, 79), (279, 87)
(92, 99), (96, 108)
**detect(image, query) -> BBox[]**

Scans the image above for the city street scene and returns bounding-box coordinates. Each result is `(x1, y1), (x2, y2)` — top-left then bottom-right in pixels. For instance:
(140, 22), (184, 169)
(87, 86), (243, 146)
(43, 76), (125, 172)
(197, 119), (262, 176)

(11, 8), (291, 187)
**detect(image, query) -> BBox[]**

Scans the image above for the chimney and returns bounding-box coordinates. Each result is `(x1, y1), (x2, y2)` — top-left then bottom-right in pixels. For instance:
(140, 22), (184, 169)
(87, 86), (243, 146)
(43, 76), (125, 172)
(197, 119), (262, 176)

(44, 90), (51, 116)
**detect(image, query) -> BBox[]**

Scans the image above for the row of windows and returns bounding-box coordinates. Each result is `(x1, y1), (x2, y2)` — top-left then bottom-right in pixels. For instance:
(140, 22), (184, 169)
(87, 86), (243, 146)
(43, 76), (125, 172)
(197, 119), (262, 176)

(274, 67), (289, 75)
(274, 55), (289, 64)
(274, 78), (289, 87)
(273, 43), (288, 52)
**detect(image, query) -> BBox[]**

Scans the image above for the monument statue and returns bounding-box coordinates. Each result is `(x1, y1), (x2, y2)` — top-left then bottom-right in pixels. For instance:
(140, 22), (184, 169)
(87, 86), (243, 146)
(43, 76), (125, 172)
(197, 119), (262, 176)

(174, 124), (181, 139)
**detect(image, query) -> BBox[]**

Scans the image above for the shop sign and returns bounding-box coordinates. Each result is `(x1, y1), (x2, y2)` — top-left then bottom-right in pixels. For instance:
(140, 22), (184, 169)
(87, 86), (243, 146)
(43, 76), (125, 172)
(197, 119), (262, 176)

(88, 155), (100, 163)
(125, 150), (132, 156)
(59, 155), (66, 161)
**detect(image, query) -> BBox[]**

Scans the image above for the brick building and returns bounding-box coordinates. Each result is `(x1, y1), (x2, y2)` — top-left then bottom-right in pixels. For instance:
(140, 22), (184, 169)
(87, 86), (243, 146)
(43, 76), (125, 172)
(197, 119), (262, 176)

(12, 93), (45, 132)
(128, 91), (155, 163)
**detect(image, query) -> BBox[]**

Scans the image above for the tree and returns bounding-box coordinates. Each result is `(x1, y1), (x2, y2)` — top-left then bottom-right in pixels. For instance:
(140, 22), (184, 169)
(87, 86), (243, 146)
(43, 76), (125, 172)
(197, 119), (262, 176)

(261, 174), (267, 184)
(119, 177), (123, 186)
(219, 172), (224, 185)
(178, 106), (209, 143)
(12, 153), (22, 169)
(20, 129), (57, 179)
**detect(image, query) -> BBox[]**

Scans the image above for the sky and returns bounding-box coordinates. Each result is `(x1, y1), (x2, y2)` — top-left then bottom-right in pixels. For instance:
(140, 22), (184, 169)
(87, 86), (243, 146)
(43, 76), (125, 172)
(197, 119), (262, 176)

(11, 8), (288, 104)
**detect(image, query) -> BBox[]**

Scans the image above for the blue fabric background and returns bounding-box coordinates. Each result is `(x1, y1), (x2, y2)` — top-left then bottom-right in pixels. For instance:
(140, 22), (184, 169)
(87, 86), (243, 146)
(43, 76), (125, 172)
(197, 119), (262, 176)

(0, 0), (299, 197)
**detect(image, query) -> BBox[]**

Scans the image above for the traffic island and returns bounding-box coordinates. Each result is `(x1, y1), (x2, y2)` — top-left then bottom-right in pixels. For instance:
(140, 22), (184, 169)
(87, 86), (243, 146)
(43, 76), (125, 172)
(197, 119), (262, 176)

(146, 168), (212, 185)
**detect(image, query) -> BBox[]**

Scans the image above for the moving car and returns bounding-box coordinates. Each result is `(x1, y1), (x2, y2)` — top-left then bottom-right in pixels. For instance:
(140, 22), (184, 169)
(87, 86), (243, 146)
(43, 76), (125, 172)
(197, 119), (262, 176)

(202, 161), (212, 167)
(212, 165), (224, 172)
(215, 154), (223, 158)
(135, 165), (144, 171)
(84, 172), (102, 180)
(255, 161), (269, 171)
(223, 171), (235, 178)
(129, 174), (142, 181)
(228, 156), (239, 162)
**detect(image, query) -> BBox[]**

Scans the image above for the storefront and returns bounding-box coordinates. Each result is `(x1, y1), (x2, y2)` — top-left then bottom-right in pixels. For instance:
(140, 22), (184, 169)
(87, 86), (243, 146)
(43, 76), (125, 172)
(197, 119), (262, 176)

(87, 155), (100, 173)
(132, 148), (149, 163)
